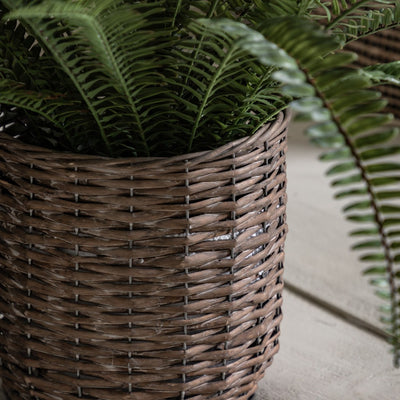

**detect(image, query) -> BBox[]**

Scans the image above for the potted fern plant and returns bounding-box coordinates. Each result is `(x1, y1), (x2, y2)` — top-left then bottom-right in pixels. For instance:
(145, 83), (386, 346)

(0, 1), (399, 399)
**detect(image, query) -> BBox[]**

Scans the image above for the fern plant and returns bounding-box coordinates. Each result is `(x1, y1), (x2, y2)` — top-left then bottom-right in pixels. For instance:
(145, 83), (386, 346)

(0, 0), (399, 366)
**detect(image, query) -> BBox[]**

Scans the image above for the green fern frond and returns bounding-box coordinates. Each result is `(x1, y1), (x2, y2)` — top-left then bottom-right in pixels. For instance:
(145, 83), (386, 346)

(268, 17), (400, 365)
(203, 15), (400, 366)
(361, 61), (400, 86)
(0, 79), (82, 131)
(316, 0), (400, 42)
(6, 0), (178, 156)
(168, 20), (288, 153)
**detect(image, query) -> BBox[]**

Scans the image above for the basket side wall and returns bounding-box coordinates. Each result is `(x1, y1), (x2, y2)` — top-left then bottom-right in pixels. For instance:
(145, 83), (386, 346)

(0, 113), (289, 400)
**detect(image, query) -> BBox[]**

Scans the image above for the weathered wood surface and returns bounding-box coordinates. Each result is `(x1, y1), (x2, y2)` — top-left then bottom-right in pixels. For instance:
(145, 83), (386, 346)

(256, 121), (399, 399)
(284, 121), (384, 329)
(257, 290), (399, 400)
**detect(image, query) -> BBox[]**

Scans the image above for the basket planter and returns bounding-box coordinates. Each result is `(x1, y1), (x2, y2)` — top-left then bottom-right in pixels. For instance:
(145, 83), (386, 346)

(0, 112), (289, 400)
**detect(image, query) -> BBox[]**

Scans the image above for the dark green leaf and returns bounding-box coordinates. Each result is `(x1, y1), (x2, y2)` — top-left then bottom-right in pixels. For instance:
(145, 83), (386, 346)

(350, 227), (379, 236)
(323, 74), (371, 99)
(282, 83), (315, 97)
(306, 121), (338, 137)
(311, 136), (344, 147)
(363, 266), (387, 275)
(347, 214), (376, 223)
(376, 289), (392, 300)
(343, 200), (372, 212)
(388, 230), (400, 238)
(380, 304), (393, 314)
(376, 191), (400, 200)
(331, 90), (381, 113)
(326, 161), (356, 175)
(360, 146), (400, 161)
(363, 62), (400, 86)
(383, 218), (400, 228)
(352, 240), (382, 250)
(346, 114), (394, 136)
(339, 99), (388, 126)
(365, 163), (400, 174)
(332, 173), (362, 186)
(335, 188), (368, 198)
(370, 176), (400, 187)
(354, 128), (399, 148)
(315, 68), (356, 91)
(370, 277), (390, 288)
(381, 205), (400, 214)
(273, 69), (306, 85)
(290, 97), (323, 113)
(320, 148), (352, 161)
(361, 253), (386, 262)
(308, 51), (358, 74)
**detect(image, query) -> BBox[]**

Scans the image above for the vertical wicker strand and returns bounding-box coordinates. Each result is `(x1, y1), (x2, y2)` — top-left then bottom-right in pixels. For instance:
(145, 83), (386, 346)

(26, 165), (34, 393)
(273, 144), (287, 347)
(128, 181), (134, 394)
(74, 167), (82, 398)
(181, 161), (190, 400)
(220, 153), (236, 395)
(254, 142), (270, 374)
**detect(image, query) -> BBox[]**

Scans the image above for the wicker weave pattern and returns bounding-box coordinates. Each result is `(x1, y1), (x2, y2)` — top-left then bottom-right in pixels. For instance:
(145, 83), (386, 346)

(0, 112), (289, 400)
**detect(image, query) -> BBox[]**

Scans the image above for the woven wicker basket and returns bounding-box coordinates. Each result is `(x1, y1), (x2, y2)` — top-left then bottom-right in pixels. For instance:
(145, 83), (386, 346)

(0, 111), (289, 400)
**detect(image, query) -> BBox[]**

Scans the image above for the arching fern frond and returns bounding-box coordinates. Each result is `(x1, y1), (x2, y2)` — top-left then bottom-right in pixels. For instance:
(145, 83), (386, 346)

(265, 16), (400, 366)
(0, 80), (82, 131)
(6, 0), (177, 156)
(316, 0), (400, 43)
(0, 0), (297, 157)
(201, 15), (400, 367)
(166, 20), (290, 154)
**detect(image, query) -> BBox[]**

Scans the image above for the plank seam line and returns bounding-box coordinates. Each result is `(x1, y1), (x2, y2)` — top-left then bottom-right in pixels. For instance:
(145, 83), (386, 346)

(284, 280), (393, 342)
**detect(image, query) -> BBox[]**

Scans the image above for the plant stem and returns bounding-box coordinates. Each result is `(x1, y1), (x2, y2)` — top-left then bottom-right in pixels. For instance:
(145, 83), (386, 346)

(85, 16), (150, 156)
(326, 0), (371, 30)
(172, 0), (183, 28)
(187, 45), (236, 152)
(345, 22), (400, 44)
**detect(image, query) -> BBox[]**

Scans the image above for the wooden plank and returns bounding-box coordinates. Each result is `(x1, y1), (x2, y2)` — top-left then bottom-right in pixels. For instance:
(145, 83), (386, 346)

(284, 121), (384, 328)
(257, 289), (400, 400)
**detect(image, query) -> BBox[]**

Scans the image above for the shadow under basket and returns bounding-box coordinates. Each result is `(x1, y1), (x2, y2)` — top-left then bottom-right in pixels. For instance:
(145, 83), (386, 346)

(0, 112), (289, 400)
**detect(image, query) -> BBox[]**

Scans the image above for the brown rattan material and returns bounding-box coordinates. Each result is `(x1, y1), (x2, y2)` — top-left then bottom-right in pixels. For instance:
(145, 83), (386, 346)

(0, 111), (289, 400)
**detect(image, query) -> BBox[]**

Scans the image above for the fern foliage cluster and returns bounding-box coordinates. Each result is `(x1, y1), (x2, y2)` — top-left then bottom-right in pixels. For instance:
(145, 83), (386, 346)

(0, 0), (288, 156)
(0, 0), (400, 366)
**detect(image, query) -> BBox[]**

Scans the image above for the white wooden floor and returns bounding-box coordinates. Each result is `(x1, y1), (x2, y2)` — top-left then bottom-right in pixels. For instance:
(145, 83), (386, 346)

(257, 121), (400, 399)
(1, 121), (399, 399)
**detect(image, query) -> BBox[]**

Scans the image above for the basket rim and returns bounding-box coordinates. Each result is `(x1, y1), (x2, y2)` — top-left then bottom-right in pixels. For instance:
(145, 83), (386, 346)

(0, 111), (290, 167)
